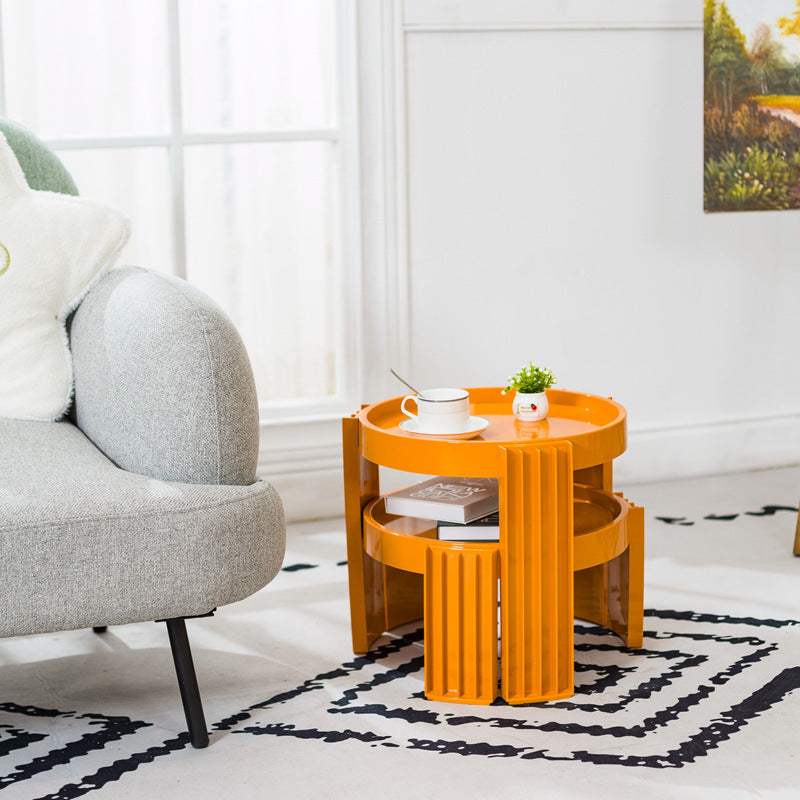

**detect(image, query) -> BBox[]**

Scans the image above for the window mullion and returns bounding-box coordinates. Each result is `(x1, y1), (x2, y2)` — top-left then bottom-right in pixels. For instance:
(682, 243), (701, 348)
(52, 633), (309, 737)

(0, 1), (6, 117)
(167, 0), (187, 280)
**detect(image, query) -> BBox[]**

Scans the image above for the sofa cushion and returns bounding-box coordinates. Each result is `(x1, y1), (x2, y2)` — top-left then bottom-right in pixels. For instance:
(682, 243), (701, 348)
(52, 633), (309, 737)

(0, 419), (285, 637)
(0, 132), (129, 421)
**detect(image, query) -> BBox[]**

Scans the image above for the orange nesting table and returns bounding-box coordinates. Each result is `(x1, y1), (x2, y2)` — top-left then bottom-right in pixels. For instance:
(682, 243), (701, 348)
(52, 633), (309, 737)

(342, 387), (644, 705)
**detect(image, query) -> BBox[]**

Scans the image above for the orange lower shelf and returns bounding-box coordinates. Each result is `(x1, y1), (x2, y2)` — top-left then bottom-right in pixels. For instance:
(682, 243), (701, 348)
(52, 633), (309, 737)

(363, 483), (633, 574)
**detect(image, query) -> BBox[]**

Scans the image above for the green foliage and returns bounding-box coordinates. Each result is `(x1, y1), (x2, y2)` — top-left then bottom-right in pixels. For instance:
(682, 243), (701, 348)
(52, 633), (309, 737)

(774, 61), (800, 94)
(705, 1), (800, 103)
(703, 0), (717, 79)
(502, 363), (556, 395)
(704, 145), (800, 210)
(705, 0), (754, 113)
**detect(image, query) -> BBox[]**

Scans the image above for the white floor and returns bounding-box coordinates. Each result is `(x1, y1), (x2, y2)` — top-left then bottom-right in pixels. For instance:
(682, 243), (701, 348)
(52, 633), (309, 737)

(1, 467), (799, 799)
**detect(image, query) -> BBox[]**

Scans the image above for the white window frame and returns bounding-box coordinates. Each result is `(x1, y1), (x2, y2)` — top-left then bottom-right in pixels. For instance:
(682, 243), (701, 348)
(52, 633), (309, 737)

(0, 0), (366, 498)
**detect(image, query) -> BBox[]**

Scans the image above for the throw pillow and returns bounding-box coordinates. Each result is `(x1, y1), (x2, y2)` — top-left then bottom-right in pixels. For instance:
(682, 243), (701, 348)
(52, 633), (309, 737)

(0, 118), (79, 196)
(0, 132), (130, 421)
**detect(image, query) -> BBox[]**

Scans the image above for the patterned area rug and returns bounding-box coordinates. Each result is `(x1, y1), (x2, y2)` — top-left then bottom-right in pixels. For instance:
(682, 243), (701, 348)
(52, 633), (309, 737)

(1, 468), (799, 799)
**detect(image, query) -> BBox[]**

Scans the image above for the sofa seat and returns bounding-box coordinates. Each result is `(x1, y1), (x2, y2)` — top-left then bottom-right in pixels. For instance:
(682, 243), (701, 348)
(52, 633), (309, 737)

(0, 418), (285, 637)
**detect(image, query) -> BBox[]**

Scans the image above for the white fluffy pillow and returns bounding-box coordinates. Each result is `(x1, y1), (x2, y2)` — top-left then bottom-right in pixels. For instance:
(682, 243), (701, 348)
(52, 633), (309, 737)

(0, 133), (129, 421)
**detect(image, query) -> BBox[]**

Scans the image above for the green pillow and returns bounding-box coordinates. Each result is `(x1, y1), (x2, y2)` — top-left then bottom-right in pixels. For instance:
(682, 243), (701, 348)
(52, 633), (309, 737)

(0, 118), (78, 196)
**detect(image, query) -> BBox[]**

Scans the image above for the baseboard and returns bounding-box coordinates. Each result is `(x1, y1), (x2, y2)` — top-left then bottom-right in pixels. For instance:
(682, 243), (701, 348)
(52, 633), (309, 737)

(265, 468), (346, 523)
(265, 414), (800, 522)
(618, 414), (800, 487)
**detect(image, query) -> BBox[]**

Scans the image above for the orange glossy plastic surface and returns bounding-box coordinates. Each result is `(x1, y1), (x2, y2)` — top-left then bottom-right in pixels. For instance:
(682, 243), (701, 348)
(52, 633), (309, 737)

(425, 543), (499, 703)
(342, 388), (644, 706)
(358, 387), (627, 476)
(795, 513), (800, 556)
(363, 484), (631, 575)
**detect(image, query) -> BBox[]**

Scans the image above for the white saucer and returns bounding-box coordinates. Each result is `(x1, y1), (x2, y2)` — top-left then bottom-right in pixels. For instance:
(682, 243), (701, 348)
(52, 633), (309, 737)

(399, 416), (490, 439)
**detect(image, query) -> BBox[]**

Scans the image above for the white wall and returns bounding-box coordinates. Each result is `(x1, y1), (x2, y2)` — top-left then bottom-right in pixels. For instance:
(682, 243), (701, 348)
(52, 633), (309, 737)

(276, 0), (800, 520)
(375, 0), (800, 488)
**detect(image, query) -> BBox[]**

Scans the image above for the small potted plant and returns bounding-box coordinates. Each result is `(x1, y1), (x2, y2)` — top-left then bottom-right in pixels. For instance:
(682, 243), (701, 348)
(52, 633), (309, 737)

(502, 362), (556, 421)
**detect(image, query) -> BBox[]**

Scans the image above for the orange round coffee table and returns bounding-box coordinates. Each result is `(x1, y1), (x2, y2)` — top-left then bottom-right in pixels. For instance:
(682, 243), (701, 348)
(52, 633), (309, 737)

(342, 387), (644, 705)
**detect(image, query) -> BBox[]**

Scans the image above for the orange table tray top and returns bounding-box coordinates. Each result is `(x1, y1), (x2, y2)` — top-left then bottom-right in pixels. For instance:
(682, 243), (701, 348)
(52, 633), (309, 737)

(342, 387), (644, 706)
(358, 387), (627, 475)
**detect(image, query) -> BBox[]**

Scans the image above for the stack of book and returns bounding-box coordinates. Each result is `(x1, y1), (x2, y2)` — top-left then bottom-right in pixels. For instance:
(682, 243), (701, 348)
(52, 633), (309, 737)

(436, 511), (500, 542)
(384, 476), (500, 541)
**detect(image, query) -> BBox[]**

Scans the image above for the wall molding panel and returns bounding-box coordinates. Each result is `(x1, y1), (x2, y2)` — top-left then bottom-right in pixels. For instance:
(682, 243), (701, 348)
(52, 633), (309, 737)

(620, 415), (800, 488)
(402, 23), (702, 33)
(400, 0), (700, 31)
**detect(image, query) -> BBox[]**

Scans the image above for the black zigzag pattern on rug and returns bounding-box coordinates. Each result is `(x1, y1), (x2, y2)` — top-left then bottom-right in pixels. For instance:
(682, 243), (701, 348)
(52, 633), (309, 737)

(217, 609), (800, 769)
(2, 611), (798, 796)
(655, 504), (798, 526)
(0, 702), (192, 800)
(6, 605), (798, 800)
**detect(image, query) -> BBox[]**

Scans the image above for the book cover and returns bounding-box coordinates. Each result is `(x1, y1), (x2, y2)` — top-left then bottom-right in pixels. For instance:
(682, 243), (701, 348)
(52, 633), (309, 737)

(437, 511), (500, 542)
(384, 476), (498, 524)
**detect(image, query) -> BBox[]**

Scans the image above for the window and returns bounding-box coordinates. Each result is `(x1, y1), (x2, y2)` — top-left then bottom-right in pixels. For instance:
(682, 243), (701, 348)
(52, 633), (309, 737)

(0, 0), (359, 418)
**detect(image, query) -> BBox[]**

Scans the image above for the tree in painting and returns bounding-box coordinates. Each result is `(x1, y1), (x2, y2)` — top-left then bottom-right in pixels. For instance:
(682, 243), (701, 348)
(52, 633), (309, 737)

(704, 0), (800, 211)
(750, 24), (784, 93)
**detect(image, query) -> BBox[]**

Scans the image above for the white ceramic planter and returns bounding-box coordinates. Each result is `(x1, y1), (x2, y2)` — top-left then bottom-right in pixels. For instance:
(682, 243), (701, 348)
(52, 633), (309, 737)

(512, 391), (548, 422)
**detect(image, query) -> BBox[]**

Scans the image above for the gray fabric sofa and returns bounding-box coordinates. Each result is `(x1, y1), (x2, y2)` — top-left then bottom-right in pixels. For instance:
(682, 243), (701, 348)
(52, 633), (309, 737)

(0, 121), (286, 748)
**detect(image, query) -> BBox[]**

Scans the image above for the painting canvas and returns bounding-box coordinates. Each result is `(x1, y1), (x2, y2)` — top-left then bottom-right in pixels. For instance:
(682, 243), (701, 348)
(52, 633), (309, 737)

(704, 0), (800, 211)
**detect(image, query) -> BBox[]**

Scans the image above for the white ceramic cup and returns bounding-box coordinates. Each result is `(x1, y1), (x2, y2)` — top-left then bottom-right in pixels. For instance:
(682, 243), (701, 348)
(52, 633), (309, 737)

(400, 388), (470, 433)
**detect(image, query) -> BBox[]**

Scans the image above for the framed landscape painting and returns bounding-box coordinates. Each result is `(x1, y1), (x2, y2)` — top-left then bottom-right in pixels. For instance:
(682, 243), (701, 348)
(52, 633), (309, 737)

(704, 0), (800, 211)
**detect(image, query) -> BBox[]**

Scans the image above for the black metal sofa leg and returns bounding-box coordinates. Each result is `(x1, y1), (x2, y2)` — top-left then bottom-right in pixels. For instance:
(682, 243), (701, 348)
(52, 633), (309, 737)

(165, 617), (210, 749)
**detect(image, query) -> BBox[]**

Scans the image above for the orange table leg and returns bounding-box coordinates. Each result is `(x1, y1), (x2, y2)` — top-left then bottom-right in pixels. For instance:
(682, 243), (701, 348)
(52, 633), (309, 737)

(794, 510), (800, 556)
(343, 415), (423, 654)
(574, 461), (613, 492)
(424, 543), (499, 704)
(573, 498), (644, 648)
(500, 442), (574, 704)
(607, 499), (644, 647)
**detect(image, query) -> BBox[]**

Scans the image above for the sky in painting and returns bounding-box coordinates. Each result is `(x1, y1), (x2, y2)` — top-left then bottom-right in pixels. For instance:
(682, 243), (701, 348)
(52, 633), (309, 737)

(725, 0), (800, 60)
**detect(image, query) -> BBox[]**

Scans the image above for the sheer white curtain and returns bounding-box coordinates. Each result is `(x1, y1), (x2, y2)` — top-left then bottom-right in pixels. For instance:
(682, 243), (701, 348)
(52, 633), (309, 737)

(1, 0), (344, 407)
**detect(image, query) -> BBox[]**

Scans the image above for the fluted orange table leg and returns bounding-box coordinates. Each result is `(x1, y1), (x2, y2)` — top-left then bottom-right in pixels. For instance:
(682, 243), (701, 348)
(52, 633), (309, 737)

(500, 442), (574, 704)
(424, 542), (499, 703)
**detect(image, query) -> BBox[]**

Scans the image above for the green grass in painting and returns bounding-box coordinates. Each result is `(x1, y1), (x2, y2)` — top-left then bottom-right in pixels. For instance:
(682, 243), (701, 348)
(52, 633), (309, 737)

(704, 145), (800, 211)
(751, 95), (800, 113)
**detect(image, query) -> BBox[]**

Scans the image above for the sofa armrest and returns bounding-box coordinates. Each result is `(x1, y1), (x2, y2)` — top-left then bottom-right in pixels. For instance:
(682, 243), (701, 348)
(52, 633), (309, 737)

(69, 266), (260, 485)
